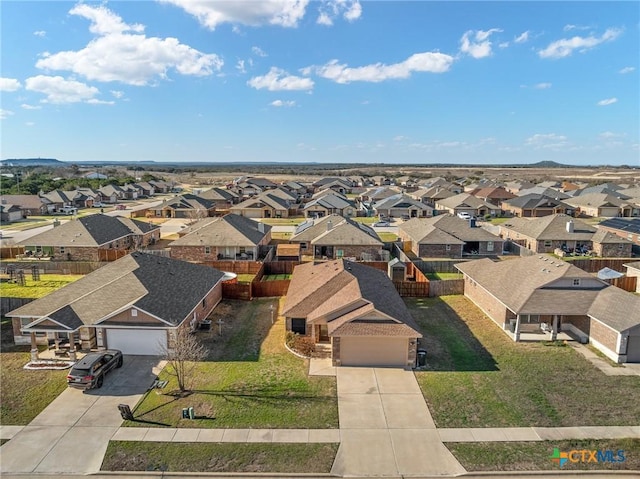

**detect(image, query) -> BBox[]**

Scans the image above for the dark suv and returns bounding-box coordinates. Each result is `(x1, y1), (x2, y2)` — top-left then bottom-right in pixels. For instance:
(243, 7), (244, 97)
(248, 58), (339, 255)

(67, 350), (123, 390)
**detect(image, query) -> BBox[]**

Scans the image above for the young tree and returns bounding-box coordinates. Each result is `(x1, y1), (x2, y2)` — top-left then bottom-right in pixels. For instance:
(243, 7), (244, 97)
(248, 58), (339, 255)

(161, 326), (207, 393)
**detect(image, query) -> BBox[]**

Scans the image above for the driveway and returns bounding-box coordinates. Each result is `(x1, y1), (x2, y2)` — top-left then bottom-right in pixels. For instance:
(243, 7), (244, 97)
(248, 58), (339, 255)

(331, 367), (465, 477)
(0, 356), (163, 475)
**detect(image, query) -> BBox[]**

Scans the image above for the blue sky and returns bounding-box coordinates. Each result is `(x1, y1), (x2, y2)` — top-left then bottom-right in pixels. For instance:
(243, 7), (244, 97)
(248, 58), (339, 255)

(1, 1), (638, 165)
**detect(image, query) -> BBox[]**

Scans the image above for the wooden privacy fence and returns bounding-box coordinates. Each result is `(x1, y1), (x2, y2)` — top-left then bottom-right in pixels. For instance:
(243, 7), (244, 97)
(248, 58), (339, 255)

(0, 246), (25, 259)
(428, 279), (465, 297)
(252, 279), (290, 297)
(98, 249), (129, 262)
(0, 261), (107, 274)
(1, 297), (34, 315)
(605, 275), (637, 292)
(568, 258), (635, 273)
(393, 281), (429, 297)
(202, 260), (263, 274)
(221, 282), (252, 300)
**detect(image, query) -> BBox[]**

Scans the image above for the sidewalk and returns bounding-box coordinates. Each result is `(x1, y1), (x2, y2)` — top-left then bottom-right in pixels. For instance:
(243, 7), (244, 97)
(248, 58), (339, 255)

(110, 427), (339, 443)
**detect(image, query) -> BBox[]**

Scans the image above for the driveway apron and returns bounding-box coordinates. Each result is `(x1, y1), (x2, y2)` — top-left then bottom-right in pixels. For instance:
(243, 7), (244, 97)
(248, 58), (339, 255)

(0, 356), (162, 475)
(331, 367), (465, 477)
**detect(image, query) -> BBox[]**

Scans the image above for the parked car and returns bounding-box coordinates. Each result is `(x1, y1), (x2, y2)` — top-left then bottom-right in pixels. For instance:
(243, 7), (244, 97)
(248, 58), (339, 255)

(373, 221), (391, 227)
(92, 202), (105, 208)
(67, 350), (123, 390)
(457, 212), (473, 220)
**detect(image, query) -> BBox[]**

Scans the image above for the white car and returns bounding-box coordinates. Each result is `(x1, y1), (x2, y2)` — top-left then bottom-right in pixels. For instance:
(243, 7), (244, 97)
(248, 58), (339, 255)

(92, 202), (106, 208)
(457, 212), (473, 220)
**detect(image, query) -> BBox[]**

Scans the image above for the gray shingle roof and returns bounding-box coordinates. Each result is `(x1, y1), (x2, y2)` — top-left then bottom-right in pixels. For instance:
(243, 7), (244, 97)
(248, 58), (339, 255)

(169, 214), (271, 247)
(502, 194), (570, 210)
(500, 214), (595, 241)
(373, 194), (433, 211)
(588, 286), (640, 332)
(400, 215), (500, 243)
(290, 214), (381, 246)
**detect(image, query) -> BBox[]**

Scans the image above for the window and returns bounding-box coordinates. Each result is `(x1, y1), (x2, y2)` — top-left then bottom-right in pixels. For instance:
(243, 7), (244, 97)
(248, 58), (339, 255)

(487, 241), (494, 252)
(239, 247), (246, 254)
(60, 246), (65, 254)
(36, 245), (42, 253)
(202, 298), (206, 308)
(446, 244), (451, 251)
(544, 240), (552, 247)
(291, 318), (306, 335)
(337, 249), (344, 258)
(573, 279), (581, 286)
(204, 246), (211, 255)
(131, 309), (138, 317)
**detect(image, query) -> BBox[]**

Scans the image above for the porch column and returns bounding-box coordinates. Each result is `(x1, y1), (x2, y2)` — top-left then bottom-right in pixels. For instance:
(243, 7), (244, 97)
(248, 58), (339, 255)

(514, 315), (522, 342)
(54, 332), (60, 350)
(68, 331), (77, 361)
(30, 332), (39, 361)
(551, 315), (559, 341)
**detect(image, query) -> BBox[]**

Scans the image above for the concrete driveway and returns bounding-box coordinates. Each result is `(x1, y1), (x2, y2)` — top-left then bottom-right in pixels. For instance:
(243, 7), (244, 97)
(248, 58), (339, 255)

(331, 367), (465, 477)
(0, 356), (163, 475)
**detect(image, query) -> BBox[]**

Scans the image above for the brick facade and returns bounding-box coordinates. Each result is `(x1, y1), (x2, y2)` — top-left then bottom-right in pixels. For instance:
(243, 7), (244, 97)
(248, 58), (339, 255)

(463, 276), (513, 328)
(170, 232), (271, 262)
(317, 245), (384, 260)
(418, 243), (464, 258)
(592, 241), (632, 258)
(562, 315), (591, 335)
(589, 318), (619, 354)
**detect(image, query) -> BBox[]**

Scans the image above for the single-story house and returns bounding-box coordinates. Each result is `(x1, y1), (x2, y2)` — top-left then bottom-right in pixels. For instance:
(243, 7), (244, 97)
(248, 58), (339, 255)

(501, 194), (573, 218)
(435, 193), (501, 217)
(564, 193), (637, 218)
(169, 214), (271, 262)
(282, 259), (422, 367)
(456, 254), (640, 363)
(498, 214), (632, 257)
(398, 215), (503, 258)
(409, 186), (456, 207)
(290, 214), (384, 260)
(373, 194), (434, 219)
(597, 218), (640, 251)
(229, 192), (292, 218)
(468, 186), (516, 207)
(7, 252), (226, 355)
(303, 192), (357, 218)
(149, 194), (215, 219)
(0, 195), (48, 216)
(196, 187), (240, 212)
(98, 184), (126, 203)
(0, 203), (24, 222)
(20, 214), (160, 261)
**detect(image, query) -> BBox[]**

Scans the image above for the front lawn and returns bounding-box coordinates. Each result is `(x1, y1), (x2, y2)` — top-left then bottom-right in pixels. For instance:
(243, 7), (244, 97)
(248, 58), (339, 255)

(102, 442), (338, 473)
(409, 296), (640, 428)
(1, 274), (83, 298)
(0, 317), (68, 424)
(447, 439), (640, 471)
(126, 299), (337, 428)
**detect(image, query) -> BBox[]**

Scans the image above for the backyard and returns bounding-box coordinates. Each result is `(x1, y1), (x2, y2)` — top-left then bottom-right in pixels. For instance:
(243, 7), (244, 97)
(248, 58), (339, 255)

(408, 296), (640, 428)
(124, 298), (338, 429)
(1, 274), (83, 298)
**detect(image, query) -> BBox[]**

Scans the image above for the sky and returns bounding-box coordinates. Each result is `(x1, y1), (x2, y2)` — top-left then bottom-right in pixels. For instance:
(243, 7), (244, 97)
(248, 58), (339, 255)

(1, 1), (639, 166)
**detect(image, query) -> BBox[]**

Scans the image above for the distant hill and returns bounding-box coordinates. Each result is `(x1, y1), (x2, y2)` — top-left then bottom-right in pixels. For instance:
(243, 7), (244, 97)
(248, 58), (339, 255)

(1, 158), (66, 167)
(527, 160), (570, 168)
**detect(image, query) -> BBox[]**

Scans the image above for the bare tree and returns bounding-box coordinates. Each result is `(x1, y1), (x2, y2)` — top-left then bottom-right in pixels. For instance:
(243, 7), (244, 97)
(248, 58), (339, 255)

(161, 326), (206, 393)
(186, 207), (209, 225)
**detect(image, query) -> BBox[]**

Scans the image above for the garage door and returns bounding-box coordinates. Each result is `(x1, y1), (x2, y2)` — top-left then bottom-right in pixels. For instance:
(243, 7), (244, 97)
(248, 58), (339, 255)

(340, 337), (408, 367)
(107, 329), (166, 355)
(627, 335), (640, 363)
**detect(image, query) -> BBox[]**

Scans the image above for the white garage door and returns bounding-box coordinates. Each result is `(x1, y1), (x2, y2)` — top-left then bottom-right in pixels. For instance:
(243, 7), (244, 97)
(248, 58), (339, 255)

(627, 335), (640, 363)
(107, 329), (166, 355)
(243, 210), (263, 218)
(340, 337), (408, 367)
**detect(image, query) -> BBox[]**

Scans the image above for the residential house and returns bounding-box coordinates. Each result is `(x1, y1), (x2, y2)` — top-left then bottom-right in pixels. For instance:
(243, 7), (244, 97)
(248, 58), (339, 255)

(169, 213), (271, 262)
(398, 215), (503, 258)
(501, 194), (573, 218)
(98, 184), (126, 203)
(121, 184), (140, 200)
(132, 182), (155, 197)
(7, 252), (225, 354)
(229, 192), (292, 218)
(283, 181), (311, 197)
(196, 187), (239, 213)
(20, 214), (160, 261)
(456, 254), (640, 363)
(504, 180), (535, 194)
(39, 190), (78, 212)
(314, 178), (354, 195)
(303, 191), (357, 218)
(83, 171), (107, 180)
(498, 214), (632, 257)
(468, 186), (516, 207)
(373, 194), (434, 219)
(409, 186), (456, 207)
(435, 193), (501, 217)
(0, 195), (48, 216)
(149, 179), (172, 193)
(282, 259), (422, 367)
(290, 214), (384, 260)
(149, 194), (215, 219)
(597, 218), (640, 253)
(516, 186), (569, 200)
(623, 261), (640, 293)
(564, 193), (638, 218)
(0, 203), (23, 222)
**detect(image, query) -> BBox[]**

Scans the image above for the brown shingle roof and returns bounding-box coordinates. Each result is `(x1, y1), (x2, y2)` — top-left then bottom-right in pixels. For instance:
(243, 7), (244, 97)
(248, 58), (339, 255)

(500, 214), (595, 241)
(588, 286), (640, 332)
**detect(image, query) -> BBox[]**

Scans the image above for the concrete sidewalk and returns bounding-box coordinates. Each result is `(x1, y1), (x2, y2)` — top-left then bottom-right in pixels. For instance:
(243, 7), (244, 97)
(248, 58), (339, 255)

(111, 427), (340, 443)
(438, 425), (640, 442)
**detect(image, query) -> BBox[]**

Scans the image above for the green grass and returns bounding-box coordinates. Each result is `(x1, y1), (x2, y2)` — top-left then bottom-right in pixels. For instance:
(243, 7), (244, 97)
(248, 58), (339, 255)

(235, 274), (255, 283)
(259, 218), (304, 226)
(0, 274), (83, 298)
(101, 442), (338, 473)
(350, 217), (377, 224)
(126, 299), (337, 429)
(486, 217), (511, 225)
(261, 274), (292, 281)
(270, 232), (292, 240)
(0, 318), (68, 425)
(425, 272), (462, 280)
(408, 296), (640, 428)
(447, 439), (640, 471)
(377, 232), (398, 242)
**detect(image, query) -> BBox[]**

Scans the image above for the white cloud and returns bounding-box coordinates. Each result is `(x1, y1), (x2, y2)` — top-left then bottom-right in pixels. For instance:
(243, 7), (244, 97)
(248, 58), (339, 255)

(33, 30), (46, 37)
(0, 109), (14, 120)
(25, 75), (101, 104)
(459, 29), (502, 59)
(498, 42), (509, 49)
(110, 90), (124, 98)
(599, 131), (624, 139)
(393, 135), (409, 142)
(533, 82), (552, 89)
(21, 103), (41, 110)
(514, 31), (530, 43)
(317, 0), (362, 26)
(306, 51), (454, 84)
(248, 67), (314, 91)
(619, 66), (635, 74)
(563, 24), (590, 32)
(87, 98), (115, 105)
(597, 97), (618, 106)
(538, 28), (622, 59)
(159, 0), (310, 29)
(35, 4), (223, 86)
(25, 122), (35, 126)
(525, 133), (569, 149)
(0, 78), (22, 91)
(252, 46), (268, 57)
(270, 99), (296, 107)
(236, 59), (246, 73)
